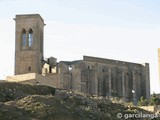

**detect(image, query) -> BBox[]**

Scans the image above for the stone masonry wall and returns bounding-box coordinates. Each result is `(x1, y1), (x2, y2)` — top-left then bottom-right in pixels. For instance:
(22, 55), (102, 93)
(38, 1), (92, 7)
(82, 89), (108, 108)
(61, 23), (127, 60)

(58, 56), (150, 102)
(6, 73), (61, 88)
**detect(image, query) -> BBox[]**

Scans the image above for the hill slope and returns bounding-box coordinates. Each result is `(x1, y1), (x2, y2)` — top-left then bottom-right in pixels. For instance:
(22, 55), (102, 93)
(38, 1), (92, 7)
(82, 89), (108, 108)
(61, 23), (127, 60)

(0, 81), (156, 120)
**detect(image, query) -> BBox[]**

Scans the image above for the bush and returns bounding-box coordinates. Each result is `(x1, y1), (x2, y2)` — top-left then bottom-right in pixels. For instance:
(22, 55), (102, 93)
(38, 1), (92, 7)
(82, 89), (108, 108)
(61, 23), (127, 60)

(149, 93), (160, 105)
(138, 96), (148, 106)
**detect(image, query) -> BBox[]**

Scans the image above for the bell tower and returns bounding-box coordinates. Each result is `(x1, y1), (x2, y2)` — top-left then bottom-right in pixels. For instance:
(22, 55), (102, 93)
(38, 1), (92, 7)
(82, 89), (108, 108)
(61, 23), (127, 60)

(14, 14), (45, 75)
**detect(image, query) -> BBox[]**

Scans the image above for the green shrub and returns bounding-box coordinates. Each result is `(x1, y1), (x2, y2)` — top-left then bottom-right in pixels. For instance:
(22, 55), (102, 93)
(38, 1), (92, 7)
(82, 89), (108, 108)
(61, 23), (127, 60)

(138, 96), (148, 106)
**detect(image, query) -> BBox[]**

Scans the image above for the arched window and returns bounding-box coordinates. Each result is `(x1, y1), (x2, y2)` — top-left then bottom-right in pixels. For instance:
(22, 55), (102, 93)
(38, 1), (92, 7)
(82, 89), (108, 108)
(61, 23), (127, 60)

(22, 29), (26, 47)
(28, 29), (33, 47)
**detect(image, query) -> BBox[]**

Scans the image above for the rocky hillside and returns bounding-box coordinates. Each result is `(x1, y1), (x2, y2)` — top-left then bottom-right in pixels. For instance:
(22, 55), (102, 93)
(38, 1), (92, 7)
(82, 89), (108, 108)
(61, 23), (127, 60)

(0, 81), (157, 120)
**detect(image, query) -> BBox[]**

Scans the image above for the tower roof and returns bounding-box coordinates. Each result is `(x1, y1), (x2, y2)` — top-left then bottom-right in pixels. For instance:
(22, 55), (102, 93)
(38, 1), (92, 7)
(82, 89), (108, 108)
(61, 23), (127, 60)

(14, 14), (45, 25)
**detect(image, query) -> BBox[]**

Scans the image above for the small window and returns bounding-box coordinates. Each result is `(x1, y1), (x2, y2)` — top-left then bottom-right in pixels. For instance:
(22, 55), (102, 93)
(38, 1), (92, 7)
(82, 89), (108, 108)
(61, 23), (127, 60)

(49, 66), (52, 73)
(28, 29), (33, 47)
(28, 67), (31, 71)
(22, 29), (27, 47)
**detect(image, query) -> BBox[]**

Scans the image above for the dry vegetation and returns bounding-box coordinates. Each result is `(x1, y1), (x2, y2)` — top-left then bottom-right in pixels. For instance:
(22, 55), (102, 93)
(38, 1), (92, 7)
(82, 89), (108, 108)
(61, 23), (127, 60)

(0, 81), (157, 120)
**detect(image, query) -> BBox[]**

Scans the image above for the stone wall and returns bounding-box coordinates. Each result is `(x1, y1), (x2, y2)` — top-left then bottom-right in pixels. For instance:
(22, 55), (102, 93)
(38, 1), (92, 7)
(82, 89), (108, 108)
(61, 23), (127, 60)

(6, 73), (61, 88)
(58, 56), (150, 102)
(6, 73), (36, 82)
(7, 55), (150, 102)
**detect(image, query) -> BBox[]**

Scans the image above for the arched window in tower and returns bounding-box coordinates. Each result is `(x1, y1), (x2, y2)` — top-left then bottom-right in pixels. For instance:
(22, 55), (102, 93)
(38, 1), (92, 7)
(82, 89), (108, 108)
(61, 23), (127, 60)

(28, 29), (33, 47)
(22, 29), (26, 47)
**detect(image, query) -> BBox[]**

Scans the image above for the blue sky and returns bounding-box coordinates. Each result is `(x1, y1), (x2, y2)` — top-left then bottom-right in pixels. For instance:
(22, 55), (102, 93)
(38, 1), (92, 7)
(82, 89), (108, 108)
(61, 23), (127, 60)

(0, 0), (160, 93)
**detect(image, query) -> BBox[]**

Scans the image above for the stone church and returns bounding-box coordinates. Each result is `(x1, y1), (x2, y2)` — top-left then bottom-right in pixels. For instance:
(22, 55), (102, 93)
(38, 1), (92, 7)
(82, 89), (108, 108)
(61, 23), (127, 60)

(7, 14), (150, 102)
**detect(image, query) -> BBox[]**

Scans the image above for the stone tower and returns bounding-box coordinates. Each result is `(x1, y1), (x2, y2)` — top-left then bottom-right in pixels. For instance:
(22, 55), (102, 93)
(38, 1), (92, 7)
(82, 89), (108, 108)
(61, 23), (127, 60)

(14, 14), (45, 75)
(158, 48), (160, 80)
